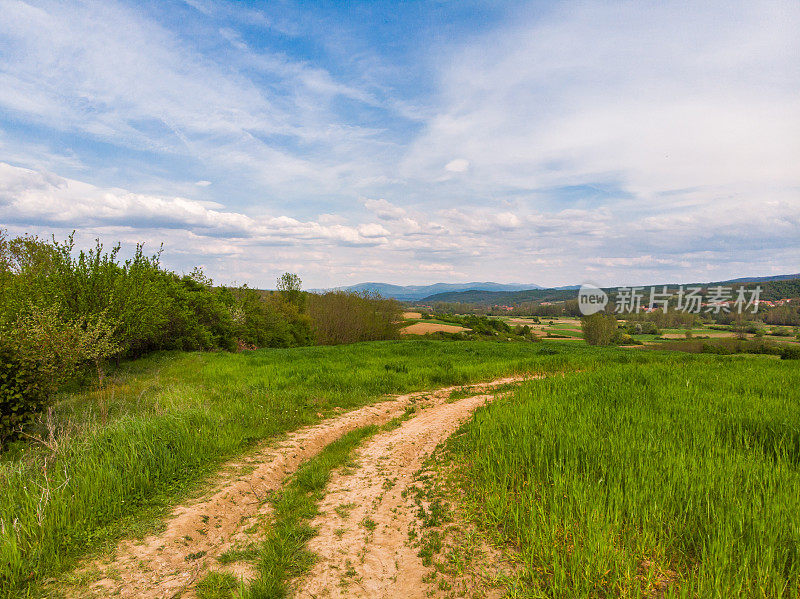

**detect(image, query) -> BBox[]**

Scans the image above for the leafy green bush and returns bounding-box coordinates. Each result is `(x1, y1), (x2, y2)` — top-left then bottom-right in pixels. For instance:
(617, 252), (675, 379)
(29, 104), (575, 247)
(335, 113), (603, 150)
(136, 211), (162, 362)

(0, 343), (46, 443)
(0, 304), (119, 443)
(0, 230), (394, 432)
(770, 327), (793, 337)
(581, 313), (619, 346)
(781, 346), (800, 360)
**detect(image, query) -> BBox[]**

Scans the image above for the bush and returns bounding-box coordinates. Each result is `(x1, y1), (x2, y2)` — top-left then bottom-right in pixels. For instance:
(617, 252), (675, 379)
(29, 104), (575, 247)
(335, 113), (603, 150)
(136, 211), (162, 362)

(515, 324), (532, 336)
(781, 346), (800, 360)
(0, 304), (119, 443)
(770, 327), (793, 337)
(0, 231), (388, 432)
(581, 313), (618, 346)
(0, 343), (46, 444)
(307, 291), (401, 345)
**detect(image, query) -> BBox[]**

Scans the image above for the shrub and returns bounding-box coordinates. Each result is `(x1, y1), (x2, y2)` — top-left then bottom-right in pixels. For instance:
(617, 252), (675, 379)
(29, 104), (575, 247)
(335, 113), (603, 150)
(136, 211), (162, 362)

(0, 305), (119, 442)
(307, 291), (401, 345)
(0, 343), (46, 445)
(770, 327), (793, 337)
(781, 346), (800, 360)
(581, 313), (618, 346)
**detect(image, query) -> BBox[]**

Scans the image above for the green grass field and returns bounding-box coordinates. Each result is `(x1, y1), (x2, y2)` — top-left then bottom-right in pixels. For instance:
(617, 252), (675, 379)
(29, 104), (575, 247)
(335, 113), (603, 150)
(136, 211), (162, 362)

(2, 339), (798, 598)
(446, 353), (800, 597)
(0, 340), (605, 596)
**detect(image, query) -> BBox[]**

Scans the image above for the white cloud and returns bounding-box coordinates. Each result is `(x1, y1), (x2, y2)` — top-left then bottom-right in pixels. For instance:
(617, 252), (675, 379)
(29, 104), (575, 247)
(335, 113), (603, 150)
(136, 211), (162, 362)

(404, 1), (800, 197)
(0, 162), (386, 248)
(2, 160), (798, 288)
(418, 262), (455, 272)
(363, 198), (406, 220)
(357, 223), (391, 238)
(444, 158), (469, 173)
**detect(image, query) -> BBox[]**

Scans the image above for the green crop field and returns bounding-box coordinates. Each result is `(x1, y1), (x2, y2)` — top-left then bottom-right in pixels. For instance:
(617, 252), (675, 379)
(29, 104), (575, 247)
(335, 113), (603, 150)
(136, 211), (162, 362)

(445, 353), (800, 597)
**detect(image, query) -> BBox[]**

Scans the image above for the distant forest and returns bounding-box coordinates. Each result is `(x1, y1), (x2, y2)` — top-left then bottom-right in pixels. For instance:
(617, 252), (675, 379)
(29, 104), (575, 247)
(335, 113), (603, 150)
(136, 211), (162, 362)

(420, 278), (800, 305)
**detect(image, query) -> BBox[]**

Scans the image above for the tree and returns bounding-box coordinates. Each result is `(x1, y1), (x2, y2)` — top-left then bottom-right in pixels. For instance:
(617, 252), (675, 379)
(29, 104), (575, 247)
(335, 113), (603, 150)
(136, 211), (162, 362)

(277, 272), (304, 309)
(731, 314), (749, 340)
(581, 313), (618, 346)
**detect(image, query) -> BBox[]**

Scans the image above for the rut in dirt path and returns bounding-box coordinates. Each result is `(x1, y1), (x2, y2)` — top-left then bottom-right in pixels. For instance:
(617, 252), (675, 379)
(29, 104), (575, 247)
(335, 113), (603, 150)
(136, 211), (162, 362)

(66, 376), (527, 599)
(294, 382), (531, 599)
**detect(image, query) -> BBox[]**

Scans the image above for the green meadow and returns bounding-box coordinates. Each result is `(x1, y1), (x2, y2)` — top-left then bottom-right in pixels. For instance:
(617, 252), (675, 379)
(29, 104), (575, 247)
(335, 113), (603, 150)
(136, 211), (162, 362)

(0, 340), (593, 596)
(447, 353), (800, 597)
(1, 339), (798, 597)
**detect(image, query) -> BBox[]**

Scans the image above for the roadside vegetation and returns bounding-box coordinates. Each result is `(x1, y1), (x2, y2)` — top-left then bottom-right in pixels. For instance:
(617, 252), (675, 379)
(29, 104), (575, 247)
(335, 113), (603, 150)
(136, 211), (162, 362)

(445, 353), (800, 597)
(0, 230), (400, 445)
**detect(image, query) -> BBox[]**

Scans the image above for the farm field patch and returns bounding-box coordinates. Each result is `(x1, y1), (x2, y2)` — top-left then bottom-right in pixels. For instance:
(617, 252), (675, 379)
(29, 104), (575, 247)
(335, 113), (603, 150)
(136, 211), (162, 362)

(400, 322), (470, 335)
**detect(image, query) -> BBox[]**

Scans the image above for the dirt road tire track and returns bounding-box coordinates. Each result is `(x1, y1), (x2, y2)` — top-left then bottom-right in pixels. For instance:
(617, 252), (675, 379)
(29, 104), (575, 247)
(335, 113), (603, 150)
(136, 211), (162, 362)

(294, 384), (526, 598)
(65, 376), (527, 599)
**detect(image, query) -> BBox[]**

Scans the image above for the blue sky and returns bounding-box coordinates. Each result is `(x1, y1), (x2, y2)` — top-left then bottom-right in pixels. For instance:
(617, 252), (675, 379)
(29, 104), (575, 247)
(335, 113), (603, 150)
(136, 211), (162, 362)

(1, 0), (798, 288)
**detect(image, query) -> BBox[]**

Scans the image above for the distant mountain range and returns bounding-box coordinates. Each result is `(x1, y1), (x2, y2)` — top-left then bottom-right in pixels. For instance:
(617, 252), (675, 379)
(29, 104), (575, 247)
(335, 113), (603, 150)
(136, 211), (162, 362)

(420, 274), (800, 305)
(712, 273), (800, 284)
(309, 281), (542, 301)
(309, 274), (799, 304)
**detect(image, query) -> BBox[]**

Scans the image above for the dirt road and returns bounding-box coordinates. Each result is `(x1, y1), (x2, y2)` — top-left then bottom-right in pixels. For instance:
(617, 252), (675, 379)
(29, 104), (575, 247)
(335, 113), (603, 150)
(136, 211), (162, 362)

(67, 376), (527, 598)
(296, 389), (509, 598)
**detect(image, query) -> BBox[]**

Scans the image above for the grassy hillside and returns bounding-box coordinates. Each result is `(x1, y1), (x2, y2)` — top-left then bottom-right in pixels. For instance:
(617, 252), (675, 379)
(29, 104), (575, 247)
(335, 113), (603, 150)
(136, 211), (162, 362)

(3, 338), (798, 596)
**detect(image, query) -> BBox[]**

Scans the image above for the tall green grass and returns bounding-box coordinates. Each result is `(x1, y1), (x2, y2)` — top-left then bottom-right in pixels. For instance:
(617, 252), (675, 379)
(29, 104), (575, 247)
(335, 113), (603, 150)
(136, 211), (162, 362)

(448, 354), (800, 597)
(0, 340), (603, 596)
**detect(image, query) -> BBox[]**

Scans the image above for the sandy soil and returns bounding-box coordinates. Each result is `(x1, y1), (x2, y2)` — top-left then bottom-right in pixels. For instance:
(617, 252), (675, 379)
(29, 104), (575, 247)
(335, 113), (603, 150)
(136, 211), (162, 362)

(400, 322), (469, 335)
(65, 376), (526, 598)
(402, 312), (422, 319)
(294, 381), (527, 599)
(506, 318), (537, 324)
(660, 332), (736, 339)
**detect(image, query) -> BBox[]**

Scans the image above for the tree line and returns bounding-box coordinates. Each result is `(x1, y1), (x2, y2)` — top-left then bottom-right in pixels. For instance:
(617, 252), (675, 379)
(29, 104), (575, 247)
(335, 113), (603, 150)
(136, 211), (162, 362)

(0, 230), (401, 441)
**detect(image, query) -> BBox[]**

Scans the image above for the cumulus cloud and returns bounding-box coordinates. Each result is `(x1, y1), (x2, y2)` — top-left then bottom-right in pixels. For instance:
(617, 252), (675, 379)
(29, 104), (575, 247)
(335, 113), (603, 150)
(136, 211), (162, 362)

(4, 158), (798, 288)
(363, 198), (406, 221)
(0, 1), (797, 287)
(0, 162), (389, 248)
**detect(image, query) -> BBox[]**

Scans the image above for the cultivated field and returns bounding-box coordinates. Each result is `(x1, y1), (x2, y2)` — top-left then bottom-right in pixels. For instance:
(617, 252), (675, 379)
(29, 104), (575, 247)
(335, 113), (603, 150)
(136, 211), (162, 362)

(446, 355), (800, 597)
(400, 322), (470, 335)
